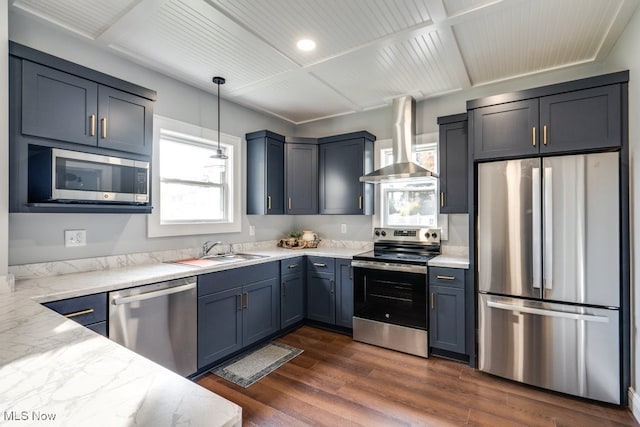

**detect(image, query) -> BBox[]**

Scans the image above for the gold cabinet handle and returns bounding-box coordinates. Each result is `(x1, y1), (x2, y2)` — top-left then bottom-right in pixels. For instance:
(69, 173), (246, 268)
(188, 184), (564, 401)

(440, 191), (445, 208)
(237, 294), (242, 311)
(358, 196), (363, 210)
(287, 264), (298, 269)
(64, 308), (94, 319)
(101, 117), (107, 139)
(532, 127), (536, 146)
(288, 197), (292, 210)
(313, 263), (327, 268)
(430, 293), (435, 310)
(89, 114), (96, 137)
(243, 292), (249, 309)
(436, 275), (456, 280)
(267, 195), (272, 210)
(543, 125), (548, 145)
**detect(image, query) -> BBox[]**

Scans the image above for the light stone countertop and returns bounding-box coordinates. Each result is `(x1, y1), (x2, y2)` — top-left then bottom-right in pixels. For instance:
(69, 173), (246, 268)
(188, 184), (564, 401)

(428, 254), (470, 269)
(0, 246), (369, 426)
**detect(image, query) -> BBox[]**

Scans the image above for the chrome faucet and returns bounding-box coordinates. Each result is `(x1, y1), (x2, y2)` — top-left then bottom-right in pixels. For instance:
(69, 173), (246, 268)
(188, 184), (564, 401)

(202, 241), (234, 257)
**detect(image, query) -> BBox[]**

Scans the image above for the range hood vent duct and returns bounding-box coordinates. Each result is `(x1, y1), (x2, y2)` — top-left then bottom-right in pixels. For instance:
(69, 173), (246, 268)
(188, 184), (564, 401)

(360, 95), (437, 183)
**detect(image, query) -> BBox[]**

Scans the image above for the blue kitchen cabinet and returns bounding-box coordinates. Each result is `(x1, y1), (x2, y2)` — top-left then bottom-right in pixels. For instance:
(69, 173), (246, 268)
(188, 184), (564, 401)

(197, 262), (280, 369)
(306, 256), (335, 324)
(335, 259), (354, 329)
(246, 130), (285, 215)
(43, 292), (108, 336)
(429, 267), (466, 355)
(20, 58), (153, 156)
(318, 132), (375, 215)
(438, 113), (468, 214)
(280, 257), (305, 329)
(285, 141), (318, 214)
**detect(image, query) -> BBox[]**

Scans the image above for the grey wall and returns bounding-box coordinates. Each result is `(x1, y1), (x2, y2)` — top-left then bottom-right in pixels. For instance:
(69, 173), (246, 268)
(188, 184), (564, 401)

(8, 11), (296, 265)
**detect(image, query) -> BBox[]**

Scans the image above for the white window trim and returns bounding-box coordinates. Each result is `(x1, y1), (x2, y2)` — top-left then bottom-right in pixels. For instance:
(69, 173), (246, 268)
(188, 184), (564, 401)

(147, 115), (242, 238)
(372, 132), (439, 228)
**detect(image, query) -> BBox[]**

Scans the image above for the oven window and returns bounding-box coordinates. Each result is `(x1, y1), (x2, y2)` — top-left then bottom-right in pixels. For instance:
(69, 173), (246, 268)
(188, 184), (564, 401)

(354, 268), (427, 329)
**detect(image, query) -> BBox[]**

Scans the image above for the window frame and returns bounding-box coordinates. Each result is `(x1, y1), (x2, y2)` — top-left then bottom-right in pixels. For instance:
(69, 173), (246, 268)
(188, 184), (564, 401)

(373, 132), (440, 228)
(147, 115), (242, 238)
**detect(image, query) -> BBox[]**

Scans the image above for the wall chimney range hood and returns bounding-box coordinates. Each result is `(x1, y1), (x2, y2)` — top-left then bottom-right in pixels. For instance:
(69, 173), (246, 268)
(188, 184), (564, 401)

(360, 95), (437, 183)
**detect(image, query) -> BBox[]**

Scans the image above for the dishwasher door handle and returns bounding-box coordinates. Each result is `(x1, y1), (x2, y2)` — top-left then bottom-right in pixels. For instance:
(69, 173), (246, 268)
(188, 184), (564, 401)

(112, 281), (196, 306)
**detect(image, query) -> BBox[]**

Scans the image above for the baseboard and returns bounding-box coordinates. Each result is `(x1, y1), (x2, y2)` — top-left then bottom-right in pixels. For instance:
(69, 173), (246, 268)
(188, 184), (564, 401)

(629, 387), (640, 422)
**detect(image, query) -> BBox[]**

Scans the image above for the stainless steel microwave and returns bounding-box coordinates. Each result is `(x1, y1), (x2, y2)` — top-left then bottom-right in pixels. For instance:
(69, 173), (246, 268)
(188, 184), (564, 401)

(28, 147), (149, 205)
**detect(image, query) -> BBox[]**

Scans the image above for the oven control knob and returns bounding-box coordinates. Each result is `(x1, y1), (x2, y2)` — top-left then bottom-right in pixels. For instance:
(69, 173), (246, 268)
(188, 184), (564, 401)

(374, 230), (380, 236)
(381, 231), (386, 237)
(431, 232), (438, 238)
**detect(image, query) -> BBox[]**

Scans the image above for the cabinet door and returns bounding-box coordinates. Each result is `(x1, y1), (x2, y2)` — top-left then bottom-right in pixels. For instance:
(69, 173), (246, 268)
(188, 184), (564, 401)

(319, 139), (365, 214)
(335, 259), (353, 329)
(22, 61), (98, 146)
(281, 271), (305, 328)
(439, 120), (468, 213)
(430, 284), (465, 354)
(539, 85), (621, 154)
(97, 86), (153, 155)
(197, 287), (243, 369)
(242, 277), (280, 347)
(265, 138), (285, 214)
(286, 143), (318, 214)
(473, 99), (539, 160)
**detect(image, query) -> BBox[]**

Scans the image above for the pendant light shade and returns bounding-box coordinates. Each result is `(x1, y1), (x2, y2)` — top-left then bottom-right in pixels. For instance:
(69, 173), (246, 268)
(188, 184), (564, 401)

(210, 76), (228, 160)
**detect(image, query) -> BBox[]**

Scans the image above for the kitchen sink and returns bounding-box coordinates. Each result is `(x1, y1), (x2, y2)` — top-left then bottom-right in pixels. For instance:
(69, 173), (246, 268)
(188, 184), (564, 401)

(172, 253), (268, 268)
(201, 253), (268, 262)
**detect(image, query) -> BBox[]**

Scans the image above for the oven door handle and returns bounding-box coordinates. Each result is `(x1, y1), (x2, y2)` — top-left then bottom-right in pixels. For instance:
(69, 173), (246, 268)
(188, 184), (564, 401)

(351, 260), (427, 274)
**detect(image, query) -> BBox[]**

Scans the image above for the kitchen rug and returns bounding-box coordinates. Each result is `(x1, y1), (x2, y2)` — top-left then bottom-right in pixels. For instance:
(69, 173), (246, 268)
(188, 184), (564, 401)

(211, 342), (303, 388)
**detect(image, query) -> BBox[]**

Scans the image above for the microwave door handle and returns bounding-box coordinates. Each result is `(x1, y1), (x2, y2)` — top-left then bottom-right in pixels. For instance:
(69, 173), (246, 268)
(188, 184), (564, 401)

(532, 167), (542, 290)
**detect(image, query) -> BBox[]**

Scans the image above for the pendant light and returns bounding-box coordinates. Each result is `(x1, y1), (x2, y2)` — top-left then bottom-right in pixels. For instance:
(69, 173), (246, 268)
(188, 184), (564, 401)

(210, 76), (228, 159)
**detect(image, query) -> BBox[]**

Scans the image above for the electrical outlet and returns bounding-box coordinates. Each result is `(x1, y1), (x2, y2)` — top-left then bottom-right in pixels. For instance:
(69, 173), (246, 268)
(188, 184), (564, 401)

(249, 225), (255, 236)
(65, 230), (86, 247)
(340, 224), (347, 234)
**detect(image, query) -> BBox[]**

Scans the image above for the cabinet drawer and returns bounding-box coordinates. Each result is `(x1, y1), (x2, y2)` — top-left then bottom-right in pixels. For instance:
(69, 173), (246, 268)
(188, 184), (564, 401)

(44, 292), (107, 326)
(281, 257), (304, 276)
(198, 261), (278, 296)
(307, 256), (335, 272)
(429, 267), (465, 288)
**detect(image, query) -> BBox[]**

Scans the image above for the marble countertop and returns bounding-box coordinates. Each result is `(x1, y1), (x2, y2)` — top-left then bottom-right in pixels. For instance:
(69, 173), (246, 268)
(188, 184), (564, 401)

(428, 254), (470, 269)
(1, 246), (368, 426)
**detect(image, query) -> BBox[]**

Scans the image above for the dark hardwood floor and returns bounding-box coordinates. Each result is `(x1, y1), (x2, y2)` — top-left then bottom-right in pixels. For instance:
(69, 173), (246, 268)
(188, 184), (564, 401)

(196, 326), (637, 426)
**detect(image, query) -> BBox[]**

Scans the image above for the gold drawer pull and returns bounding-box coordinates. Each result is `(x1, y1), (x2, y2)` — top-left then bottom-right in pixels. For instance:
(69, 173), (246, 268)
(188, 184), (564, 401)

(543, 125), (548, 145)
(89, 114), (96, 136)
(267, 195), (272, 210)
(436, 275), (456, 280)
(64, 308), (94, 318)
(313, 263), (327, 267)
(101, 117), (107, 139)
(440, 192), (445, 208)
(532, 127), (536, 146)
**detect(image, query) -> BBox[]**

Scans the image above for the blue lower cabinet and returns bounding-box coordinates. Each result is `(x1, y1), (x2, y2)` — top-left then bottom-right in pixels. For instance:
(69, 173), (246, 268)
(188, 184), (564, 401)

(281, 257), (305, 329)
(306, 257), (353, 328)
(197, 262), (279, 369)
(429, 267), (466, 354)
(335, 259), (354, 329)
(43, 292), (107, 336)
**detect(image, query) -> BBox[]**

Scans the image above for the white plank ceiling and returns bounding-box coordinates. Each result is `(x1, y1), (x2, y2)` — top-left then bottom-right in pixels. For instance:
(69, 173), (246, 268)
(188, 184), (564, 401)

(10, 0), (638, 124)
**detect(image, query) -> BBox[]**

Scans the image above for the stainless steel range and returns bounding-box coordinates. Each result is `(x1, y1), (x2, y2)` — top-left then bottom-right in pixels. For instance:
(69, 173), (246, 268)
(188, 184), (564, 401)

(351, 227), (441, 358)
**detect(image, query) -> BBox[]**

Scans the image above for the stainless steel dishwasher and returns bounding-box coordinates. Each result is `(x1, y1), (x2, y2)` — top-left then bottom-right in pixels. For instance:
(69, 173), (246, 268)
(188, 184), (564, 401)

(109, 277), (197, 377)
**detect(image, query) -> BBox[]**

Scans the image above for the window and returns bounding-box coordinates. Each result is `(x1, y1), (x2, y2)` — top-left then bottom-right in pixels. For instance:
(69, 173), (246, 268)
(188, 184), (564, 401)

(376, 133), (439, 228)
(148, 116), (241, 237)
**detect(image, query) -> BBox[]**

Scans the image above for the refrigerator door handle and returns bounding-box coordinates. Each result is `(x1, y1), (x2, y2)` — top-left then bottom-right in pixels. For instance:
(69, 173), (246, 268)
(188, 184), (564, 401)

(532, 167), (542, 289)
(543, 166), (553, 290)
(486, 300), (609, 323)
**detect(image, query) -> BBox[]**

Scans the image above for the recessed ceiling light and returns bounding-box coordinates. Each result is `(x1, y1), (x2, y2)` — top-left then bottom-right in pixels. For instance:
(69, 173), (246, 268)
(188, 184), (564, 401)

(296, 39), (316, 52)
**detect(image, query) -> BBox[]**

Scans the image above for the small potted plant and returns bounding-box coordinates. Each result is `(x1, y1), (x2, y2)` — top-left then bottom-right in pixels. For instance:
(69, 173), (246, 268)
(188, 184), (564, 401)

(288, 231), (302, 246)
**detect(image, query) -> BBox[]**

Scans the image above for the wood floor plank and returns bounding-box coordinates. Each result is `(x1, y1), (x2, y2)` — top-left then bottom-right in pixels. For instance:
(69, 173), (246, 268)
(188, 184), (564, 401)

(196, 326), (637, 427)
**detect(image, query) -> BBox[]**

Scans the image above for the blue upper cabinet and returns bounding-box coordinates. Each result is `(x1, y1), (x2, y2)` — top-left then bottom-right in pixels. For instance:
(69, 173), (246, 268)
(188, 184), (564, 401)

(285, 140), (318, 215)
(246, 130), (285, 215)
(438, 113), (468, 214)
(469, 72), (627, 160)
(318, 132), (375, 215)
(19, 55), (154, 157)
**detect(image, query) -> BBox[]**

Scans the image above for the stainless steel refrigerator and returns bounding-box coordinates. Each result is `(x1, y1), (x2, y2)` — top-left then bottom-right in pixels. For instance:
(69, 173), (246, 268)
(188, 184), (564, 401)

(477, 152), (621, 404)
